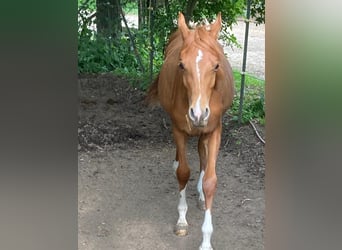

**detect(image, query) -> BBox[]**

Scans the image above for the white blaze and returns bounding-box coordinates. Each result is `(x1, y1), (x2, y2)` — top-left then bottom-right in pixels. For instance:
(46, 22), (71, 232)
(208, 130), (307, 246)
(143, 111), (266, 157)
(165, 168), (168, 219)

(193, 95), (202, 119)
(196, 49), (203, 81)
(193, 49), (203, 119)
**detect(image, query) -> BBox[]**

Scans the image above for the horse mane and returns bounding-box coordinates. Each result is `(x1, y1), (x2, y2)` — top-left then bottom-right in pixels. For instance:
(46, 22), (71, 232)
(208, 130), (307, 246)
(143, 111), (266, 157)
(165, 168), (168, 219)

(145, 73), (159, 106)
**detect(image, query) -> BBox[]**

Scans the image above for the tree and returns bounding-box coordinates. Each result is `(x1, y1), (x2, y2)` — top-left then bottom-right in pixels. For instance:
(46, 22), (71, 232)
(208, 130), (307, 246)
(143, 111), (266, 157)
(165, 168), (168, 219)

(184, 0), (198, 23)
(138, 0), (148, 29)
(96, 0), (122, 38)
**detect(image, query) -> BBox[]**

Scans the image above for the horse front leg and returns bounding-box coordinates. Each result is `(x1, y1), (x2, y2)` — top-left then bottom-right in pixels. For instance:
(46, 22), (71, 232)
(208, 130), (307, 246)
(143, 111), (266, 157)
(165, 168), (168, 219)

(172, 126), (190, 236)
(199, 124), (222, 250)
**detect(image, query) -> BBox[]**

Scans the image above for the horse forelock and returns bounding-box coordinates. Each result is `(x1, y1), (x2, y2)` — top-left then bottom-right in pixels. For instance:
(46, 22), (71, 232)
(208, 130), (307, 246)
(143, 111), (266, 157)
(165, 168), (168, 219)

(182, 26), (222, 60)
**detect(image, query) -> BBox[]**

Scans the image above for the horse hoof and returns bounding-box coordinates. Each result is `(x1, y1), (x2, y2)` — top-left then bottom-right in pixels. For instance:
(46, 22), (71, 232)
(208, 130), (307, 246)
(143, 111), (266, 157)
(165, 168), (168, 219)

(197, 199), (206, 210)
(199, 245), (213, 250)
(174, 224), (188, 236)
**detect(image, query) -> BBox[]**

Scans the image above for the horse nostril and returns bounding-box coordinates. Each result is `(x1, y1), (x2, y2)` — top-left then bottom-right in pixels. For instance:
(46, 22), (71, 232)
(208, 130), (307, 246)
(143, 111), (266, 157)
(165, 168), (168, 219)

(189, 108), (195, 120)
(203, 107), (210, 120)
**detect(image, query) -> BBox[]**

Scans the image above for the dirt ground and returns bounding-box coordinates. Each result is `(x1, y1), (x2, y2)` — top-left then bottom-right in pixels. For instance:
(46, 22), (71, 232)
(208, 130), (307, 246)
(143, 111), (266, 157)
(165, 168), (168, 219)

(78, 72), (265, 249)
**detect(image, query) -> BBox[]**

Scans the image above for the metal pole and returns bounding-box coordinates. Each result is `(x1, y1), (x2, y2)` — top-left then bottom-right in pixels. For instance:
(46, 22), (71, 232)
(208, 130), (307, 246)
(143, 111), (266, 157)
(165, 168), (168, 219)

(238, 0), (251, 124)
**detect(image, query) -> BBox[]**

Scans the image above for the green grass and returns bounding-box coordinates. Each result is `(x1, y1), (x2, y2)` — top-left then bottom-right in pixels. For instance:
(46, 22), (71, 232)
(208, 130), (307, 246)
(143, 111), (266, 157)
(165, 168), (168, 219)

(233, 71), (264, 87)
(229, 70), (265, 124)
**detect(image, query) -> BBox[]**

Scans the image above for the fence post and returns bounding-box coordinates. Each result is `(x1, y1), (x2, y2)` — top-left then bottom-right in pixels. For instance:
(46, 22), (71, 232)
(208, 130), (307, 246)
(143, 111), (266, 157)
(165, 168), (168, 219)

(238, 0), (251, 124)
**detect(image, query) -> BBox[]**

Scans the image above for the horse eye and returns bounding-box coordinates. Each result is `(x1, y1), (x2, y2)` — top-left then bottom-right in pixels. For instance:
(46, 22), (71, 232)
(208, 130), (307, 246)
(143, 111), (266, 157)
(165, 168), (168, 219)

(214, 64), (219, 71)
(179, 62), (185, 70)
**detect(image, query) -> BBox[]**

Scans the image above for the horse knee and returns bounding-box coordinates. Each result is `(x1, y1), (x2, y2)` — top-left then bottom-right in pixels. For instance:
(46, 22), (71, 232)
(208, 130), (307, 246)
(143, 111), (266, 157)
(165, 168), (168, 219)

(176, 164), (190, 190)
(203, 175), (217, 199)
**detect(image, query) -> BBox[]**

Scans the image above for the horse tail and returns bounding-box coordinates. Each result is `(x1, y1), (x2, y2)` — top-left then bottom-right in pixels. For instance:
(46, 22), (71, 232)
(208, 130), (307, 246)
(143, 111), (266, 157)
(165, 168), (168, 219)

(145, 74), (160, 106)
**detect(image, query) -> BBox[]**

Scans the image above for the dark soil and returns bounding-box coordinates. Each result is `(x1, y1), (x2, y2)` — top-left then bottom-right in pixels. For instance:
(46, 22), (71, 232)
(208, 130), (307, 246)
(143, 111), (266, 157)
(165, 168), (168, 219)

(78, 73), (265, 250)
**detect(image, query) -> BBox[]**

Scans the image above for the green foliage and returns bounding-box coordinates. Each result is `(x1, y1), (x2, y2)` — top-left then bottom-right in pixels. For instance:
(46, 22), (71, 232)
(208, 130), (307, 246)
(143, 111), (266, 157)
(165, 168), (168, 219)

(229, 71), (265, 124)
(78, 27), (163, 90)
(152, 0), (244, 52)
(78, 0), (96, 12)
(193, 0), (245, 25)
(78, 1), (161, 82)
(251, 0), (265, 25)
(123, 1), (138, 15)
(78, 34), (135, 73)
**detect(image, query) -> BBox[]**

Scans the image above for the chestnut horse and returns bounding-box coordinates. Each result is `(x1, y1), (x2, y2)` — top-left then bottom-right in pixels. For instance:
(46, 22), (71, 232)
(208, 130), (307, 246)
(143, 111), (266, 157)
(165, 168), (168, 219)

(146, 12), (234, 250)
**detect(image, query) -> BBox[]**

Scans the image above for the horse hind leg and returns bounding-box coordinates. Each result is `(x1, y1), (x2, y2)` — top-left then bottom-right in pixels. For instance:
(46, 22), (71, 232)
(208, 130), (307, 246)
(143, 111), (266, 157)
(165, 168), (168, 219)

(197, 170), (206, 210)
(199, 166), (217, 250)
(197, 135), (208, 210)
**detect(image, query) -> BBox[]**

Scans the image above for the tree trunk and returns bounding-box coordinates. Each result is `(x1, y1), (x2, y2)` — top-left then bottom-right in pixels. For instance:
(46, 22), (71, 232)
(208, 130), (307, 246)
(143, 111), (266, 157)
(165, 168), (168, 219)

(96, 0), (121, 38)
(138, 0), (150, 29)
(184, 0), (198, 24)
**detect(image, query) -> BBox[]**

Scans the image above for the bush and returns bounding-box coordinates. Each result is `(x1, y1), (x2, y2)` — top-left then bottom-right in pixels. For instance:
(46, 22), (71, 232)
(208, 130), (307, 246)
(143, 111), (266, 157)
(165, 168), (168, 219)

(229, 72), (265, 124)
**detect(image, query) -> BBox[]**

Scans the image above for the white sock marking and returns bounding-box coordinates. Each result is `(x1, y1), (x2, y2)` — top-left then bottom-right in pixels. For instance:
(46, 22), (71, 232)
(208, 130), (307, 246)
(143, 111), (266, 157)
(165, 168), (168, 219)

(173, 161), (179, 177)
(174, 161), (188, 226)
(197, 170), (205, 202)
(200, 209), (213, 250)
(177, 187), (188, 226)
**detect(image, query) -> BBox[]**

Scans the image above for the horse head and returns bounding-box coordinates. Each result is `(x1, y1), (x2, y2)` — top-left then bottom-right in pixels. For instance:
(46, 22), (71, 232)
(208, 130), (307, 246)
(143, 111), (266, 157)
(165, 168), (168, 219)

(177, 12), (222, 127)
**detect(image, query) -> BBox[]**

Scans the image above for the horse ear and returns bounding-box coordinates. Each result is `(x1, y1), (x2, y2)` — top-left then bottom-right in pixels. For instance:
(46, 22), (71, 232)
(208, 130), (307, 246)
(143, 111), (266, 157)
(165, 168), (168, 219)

(210, 12), (222, 39)
(178, 12), (189, 39)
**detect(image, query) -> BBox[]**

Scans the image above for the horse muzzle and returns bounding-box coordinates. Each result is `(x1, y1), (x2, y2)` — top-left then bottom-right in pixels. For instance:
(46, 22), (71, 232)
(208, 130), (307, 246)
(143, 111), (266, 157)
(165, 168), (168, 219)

(188, 106), (210, 127)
